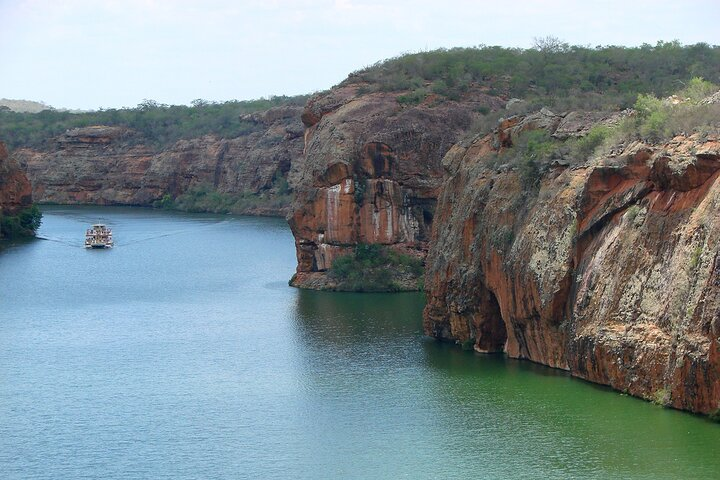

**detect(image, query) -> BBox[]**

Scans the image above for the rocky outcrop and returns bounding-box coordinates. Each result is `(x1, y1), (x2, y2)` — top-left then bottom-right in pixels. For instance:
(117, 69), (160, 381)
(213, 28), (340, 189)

(15, 106), (305, 215)
(423, 114), (720, 415)
(0, 141), (33, 216)
(288, 85), (504, 288)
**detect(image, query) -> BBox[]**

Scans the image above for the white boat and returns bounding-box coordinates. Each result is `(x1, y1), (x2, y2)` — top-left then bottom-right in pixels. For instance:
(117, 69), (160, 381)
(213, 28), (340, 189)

(85, 224), (113, 249)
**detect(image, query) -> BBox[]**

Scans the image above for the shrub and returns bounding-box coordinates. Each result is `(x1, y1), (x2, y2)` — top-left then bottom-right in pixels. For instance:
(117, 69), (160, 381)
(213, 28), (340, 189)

(344, 42), (720, 109)
(571, 124), (612, 159)
(397, 88), (428, 105)
(0, 204), (42, 238)
(598, 82), (719, 146)
(353, 174), (367, 204)
(503, 130), (556, 190)
(640, 109), (670, 142)
(153, 193), (174, 209)
(0, 94), (310, 151)
(682, 77), (716, 103)
(624, 205), (641, 223)
(272, 169), (291, 195)
(689, 246), (703, 270)
(652, 388), (669, 406)
(490, 225), (514, 250)
(328, 243), (424, 292)
(159, 183), (293, 215)
(709, 409), (720, 423)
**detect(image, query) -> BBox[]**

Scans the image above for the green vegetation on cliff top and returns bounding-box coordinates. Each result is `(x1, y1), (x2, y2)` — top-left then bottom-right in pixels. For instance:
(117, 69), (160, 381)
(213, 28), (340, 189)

(491, 78), (720, 191)
(3, 42), (719, 153)
(0, 95), (309, 151)
(347, 40), (720, 109)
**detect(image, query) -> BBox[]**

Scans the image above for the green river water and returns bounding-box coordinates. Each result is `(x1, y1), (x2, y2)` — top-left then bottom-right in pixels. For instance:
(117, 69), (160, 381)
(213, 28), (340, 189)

(0, 206), (718, 479)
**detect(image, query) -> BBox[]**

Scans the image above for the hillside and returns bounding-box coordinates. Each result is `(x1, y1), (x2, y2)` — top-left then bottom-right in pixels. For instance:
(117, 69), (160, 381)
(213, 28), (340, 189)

(13, 105), (305, 216)
(345, 41), (720, 110)
(288, 42), (720, 291)
(0, 98), (53, 113)
(0, 96), (309, 151)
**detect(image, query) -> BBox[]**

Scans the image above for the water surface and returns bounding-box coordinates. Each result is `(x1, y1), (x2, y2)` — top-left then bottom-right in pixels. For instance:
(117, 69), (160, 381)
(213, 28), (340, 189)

(1, 206), (718, 479)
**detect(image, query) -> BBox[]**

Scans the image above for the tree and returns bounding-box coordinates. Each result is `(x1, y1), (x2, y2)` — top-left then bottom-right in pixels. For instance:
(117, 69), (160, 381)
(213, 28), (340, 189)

(532, 36), (569, 54)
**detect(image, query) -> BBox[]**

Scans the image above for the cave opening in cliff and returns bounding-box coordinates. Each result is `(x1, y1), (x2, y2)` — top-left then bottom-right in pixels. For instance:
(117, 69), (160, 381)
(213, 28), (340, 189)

(476, 290), (507, 353)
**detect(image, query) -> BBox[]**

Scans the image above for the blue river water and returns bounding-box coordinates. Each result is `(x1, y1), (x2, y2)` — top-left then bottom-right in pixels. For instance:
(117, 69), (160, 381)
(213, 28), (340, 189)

(1, 206), (718, 479)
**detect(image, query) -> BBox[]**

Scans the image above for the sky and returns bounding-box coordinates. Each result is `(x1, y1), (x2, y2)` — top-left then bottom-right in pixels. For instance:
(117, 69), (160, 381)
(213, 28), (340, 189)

(1, 0), (719, 110)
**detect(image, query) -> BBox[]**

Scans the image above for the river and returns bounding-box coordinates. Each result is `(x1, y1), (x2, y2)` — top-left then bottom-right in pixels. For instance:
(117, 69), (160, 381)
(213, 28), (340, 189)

(1, 206), (718, 479)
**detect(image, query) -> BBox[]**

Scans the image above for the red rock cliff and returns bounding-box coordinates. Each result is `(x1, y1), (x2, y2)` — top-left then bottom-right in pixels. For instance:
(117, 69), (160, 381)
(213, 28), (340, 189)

(424, 112), (720, 415)
(0, 141), (33, 218)
(14, 106), (304, 215)
(288, 85), (503, 288)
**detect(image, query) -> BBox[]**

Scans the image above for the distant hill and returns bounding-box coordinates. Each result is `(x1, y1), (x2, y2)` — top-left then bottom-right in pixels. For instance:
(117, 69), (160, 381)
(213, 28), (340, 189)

(0, 98), (54, 113)
(0, 95), (309, 150)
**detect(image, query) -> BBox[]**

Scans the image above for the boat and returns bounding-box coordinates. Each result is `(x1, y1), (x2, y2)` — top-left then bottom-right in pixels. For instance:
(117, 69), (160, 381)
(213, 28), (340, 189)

(85, 224), (113, 249)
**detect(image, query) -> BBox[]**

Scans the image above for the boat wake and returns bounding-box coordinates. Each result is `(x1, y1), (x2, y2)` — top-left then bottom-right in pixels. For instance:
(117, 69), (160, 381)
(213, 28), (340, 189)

(36, 236), (84, 247)
(36, 219), (230, 248)
(115, 220), (230, 247)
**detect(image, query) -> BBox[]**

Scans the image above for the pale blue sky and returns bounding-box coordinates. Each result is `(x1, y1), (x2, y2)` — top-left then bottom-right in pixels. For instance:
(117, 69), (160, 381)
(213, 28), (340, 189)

(1, 0), (718, 110)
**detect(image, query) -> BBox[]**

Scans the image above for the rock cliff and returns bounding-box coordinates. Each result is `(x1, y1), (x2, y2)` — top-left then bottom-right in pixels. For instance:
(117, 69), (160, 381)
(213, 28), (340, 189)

(15, 106), (304, 215)
(423, 112), (720, 415)
(0, 141), (33, 214)
(0, 141), (35, 239)
(288, 84), (503, 288)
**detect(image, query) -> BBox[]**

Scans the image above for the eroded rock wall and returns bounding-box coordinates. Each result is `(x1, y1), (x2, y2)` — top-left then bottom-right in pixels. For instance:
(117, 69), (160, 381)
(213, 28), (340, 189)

(0, 141), (33, 216)
(424, 116), (720, 414)
(289, 85), (503, 288)
(15, 106), (304, 215)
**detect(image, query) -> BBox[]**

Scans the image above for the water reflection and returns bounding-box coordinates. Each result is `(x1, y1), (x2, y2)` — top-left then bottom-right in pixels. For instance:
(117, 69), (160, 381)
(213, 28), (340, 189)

(292, 289), (425, 343)
(1, 206), (718, 479)
(290, 287), (720, 477)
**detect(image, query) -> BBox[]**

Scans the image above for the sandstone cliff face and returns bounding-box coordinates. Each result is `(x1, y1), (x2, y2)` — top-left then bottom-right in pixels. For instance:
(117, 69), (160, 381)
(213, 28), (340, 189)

(0, 141), (33, 217)
(424, 115), (720, 414)
(288, 85), (503, 288)
(15, 106), (304, 215)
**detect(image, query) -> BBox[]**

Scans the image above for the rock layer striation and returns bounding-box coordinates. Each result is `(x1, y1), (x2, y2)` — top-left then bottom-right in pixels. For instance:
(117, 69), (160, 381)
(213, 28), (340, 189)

(15, 107), (305, 215)
(0, 141), (33, 216)
(288, 85), (503, 288)
(424, 114), (720, 414)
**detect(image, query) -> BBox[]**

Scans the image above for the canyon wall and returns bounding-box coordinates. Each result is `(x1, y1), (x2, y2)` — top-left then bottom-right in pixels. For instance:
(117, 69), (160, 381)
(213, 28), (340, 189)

(0, 141), (34, 239)
(14, 106), (304, 215)
(423, 113), (720, 414)
(0, 141), (33, 214)
(288, 85), (503, 288)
